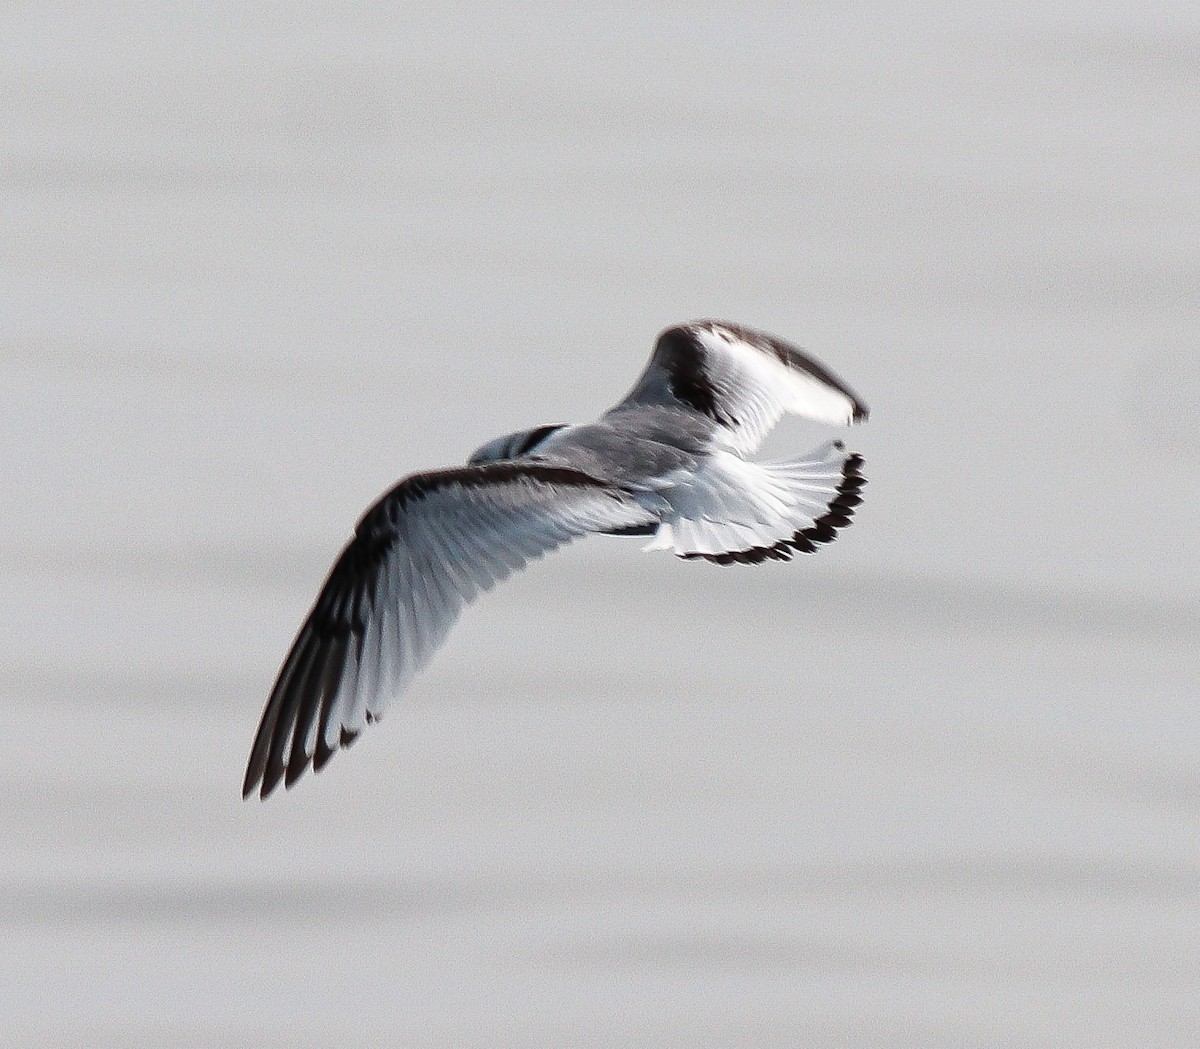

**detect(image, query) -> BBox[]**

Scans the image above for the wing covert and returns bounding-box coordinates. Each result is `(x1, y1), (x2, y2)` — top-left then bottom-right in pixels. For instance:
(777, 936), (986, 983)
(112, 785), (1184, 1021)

(618, 320), (868, 454)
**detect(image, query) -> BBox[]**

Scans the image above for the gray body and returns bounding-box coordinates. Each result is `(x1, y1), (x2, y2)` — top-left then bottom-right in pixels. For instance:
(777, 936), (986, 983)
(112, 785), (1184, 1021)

(474, 407), (708, 500)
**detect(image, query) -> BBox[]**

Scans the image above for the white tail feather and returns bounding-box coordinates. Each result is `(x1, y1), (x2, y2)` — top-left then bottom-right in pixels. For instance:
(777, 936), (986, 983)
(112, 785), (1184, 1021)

(643, 441), (863, 562)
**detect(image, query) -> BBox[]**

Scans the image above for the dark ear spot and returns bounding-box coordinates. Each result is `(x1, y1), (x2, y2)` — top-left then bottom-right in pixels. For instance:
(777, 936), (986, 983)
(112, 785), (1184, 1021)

(514, 424), (567, 456)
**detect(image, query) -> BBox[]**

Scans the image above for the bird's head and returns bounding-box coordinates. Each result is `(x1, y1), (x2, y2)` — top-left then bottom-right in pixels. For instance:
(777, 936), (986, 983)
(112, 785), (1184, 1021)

(467, 424), (567, 465)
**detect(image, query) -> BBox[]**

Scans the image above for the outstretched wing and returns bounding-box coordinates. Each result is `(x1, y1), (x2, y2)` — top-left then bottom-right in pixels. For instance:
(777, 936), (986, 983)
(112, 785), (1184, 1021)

(618, 320), (868, 454)
(244, 462), (655, 799)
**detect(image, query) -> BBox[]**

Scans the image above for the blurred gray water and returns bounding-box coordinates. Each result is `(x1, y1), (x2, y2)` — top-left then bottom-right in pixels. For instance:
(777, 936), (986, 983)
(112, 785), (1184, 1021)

(2, 3), (1198, 1047)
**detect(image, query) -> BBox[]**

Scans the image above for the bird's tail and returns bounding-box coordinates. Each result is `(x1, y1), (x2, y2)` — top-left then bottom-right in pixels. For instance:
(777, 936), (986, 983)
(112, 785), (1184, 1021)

(641, 441), (865, 564)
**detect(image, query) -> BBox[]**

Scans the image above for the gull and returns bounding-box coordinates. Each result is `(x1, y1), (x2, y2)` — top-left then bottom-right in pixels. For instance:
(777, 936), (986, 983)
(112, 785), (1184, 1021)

(244, 320), (869, 798)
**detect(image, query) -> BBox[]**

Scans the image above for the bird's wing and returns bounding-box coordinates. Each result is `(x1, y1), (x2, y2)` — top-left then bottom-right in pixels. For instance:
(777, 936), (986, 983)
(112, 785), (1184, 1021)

(243, 462), (655, 799)
(617, 320), (868, 455)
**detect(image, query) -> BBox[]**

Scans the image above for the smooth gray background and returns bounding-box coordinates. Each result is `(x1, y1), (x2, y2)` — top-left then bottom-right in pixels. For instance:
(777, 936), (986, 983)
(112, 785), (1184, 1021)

(3, 3), (1197, 1046)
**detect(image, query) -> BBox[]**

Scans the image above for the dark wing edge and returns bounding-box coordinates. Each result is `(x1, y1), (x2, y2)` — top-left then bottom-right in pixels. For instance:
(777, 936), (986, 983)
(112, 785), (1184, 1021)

(689, 321), (870, 424)
(620, 320), (869, 427)
(243, 462), (652, 800)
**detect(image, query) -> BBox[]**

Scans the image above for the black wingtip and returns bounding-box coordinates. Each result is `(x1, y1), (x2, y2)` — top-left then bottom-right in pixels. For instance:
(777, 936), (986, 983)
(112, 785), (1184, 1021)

(242, 770), (277, 801)
(313, 735), (336, 772)
(259, 763), (283, 799)
(284, 753), (311, 791)
(242, 750), (270, 800)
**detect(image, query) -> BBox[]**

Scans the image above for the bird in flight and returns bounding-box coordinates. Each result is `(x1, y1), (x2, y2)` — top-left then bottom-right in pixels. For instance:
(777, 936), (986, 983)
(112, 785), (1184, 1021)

(244, 321), (869, 799)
